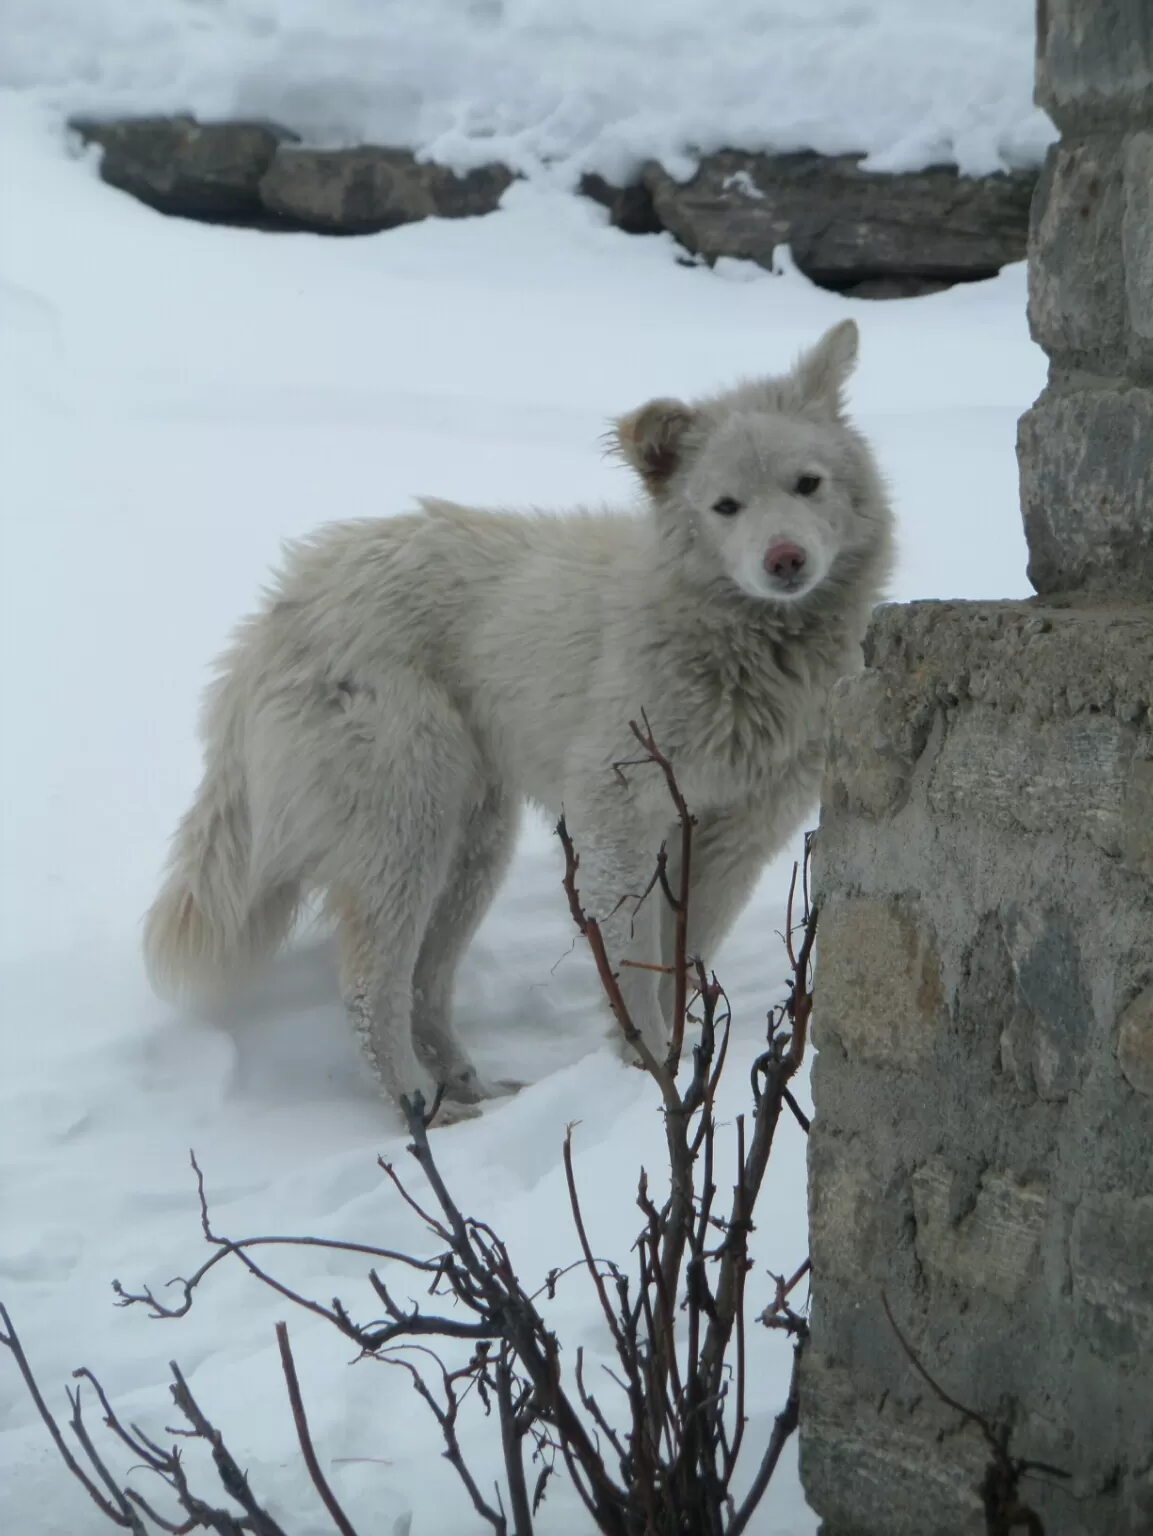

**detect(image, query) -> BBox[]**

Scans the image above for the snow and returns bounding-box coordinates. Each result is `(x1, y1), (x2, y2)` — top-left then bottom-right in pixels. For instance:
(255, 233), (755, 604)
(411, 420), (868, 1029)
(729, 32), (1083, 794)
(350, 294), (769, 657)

(0, 36), (1046, 1536)
(0, 0), (1052, 180)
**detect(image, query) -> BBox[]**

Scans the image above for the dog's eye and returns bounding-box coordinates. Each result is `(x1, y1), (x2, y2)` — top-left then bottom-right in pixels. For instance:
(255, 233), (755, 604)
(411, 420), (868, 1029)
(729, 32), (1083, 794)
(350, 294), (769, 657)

(712, 496), (742, 516)
(794, 474), (822, 497)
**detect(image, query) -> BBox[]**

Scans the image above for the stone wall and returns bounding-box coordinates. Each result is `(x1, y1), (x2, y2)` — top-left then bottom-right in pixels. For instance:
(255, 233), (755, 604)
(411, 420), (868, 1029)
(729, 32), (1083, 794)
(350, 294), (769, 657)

(801, 5), (1153, 1533)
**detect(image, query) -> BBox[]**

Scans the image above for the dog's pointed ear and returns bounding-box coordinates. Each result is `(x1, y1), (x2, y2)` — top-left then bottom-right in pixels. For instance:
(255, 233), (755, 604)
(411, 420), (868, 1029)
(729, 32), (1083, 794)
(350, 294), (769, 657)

(792, 319), (859, 416)
(611, 398), (697, 491)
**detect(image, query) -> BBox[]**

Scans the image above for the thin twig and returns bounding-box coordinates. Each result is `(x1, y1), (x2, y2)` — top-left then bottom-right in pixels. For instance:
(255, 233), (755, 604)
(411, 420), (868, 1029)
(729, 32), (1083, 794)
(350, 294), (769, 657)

(557, 813), (678, 1108)
(728, 1335), (805, 1536)
(563, 1127), (627, 1357)
(625, 712), (694, 1073)
(275, 1322), (361, 1536)
(0, 1304), (132, 1528)
(781, 1088), (810, 1134)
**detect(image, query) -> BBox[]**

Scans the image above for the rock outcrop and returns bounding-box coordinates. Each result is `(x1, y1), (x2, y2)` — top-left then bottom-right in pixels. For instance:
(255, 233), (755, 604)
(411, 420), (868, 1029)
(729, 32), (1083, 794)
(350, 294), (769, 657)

(73, 117), (1038, 297)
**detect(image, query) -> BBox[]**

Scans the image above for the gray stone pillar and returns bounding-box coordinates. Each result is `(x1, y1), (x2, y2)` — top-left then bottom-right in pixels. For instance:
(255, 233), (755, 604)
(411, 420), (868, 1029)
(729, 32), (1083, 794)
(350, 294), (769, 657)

(800, 6), (1153, 1534)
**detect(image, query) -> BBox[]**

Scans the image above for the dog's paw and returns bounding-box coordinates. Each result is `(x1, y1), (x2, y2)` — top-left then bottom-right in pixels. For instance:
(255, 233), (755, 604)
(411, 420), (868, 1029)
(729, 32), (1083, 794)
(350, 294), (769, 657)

(425, 1097), (484, 1128)
(440, 1069), (525, 1105)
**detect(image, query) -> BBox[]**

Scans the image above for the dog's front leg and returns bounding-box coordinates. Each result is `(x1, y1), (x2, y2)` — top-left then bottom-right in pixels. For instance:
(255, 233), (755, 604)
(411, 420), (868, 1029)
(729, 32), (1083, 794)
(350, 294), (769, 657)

(564, 794), (669, 1064)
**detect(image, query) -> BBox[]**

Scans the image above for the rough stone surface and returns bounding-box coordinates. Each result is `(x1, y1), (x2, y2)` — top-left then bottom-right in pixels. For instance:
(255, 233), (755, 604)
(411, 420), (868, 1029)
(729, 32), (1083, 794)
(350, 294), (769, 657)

(641, 150), (1037, 294)
(806, 9), (1153, 1531)
(1071, 1194), (1153, 1348)
(1035, 0), (1153, 132)
(911, 1160), (1048, 1302)
(1123, 130), (1153, 377)
(259, 146), (513, 232)
(1027, 137), (1127, 370)
(804, 602), (1153, 1536)
(811, 898), (945, 1069)
(1117, 984), (1153, 1094)
(1018, 380), (1153, 599)
(1028, 129), (1153, 380)
(72, 116), (293, 221)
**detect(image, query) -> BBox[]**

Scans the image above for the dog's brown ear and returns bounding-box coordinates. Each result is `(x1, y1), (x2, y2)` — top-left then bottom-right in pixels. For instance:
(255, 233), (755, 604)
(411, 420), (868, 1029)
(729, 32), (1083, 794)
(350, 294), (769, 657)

(612, 398), (697, 490)
(792, 319), (859, 417)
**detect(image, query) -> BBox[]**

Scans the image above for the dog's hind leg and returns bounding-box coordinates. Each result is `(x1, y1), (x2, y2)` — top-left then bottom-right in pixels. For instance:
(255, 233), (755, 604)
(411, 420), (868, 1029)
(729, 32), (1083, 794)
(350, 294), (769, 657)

(411, 785), (521, 1103)
(335, 892), (458, 1120)
(321, 676), (484, 1123)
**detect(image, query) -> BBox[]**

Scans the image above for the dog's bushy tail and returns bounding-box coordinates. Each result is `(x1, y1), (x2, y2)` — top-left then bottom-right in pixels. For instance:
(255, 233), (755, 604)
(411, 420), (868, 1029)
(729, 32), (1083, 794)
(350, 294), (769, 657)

(143, 746), (300, 1000)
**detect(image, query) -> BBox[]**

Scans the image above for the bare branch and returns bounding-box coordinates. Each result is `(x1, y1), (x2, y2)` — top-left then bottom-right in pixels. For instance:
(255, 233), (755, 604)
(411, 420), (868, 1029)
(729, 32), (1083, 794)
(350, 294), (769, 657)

(781, 1088), (810, 1134)
(727, 1335), (805, 1536)
(167, 1361), (290, 1536)
(380, 1351), (508, 1534)
(0, 1303), (134, 1528)
(495, 1346), (534, 1536)
(623, 712), (695, 1072)
(64, 1383), (150, 1535)
(5, 745), (827, 1536)
(562, 1127), (628, 1358)
(275, 1323), (360, 1536)
(556, 814), (677, 1105)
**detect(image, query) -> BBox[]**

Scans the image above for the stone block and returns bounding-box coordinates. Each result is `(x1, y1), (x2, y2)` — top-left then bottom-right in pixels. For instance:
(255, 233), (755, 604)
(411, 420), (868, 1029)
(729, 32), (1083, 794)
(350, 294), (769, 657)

(859, 601), (1153, 719)
(809, 1142), (879, 1281)
(821, 669), (938, 819)
(1071, 1193), (1153, 1348)
(1122, 756), (1153, 875)
(1117, 984), (1153, 1095)
(1018, 380), (1153, 599)
(927, 709), (1138, 854)
(912, 1159), (1048, 1302)
(1123, 131), (1153, 379)
(1027, 138), (1126, 371)
(259, 147), (512, 233)
(1036, 0), (1153, 132)
(813, 897), (945, 1069)
(1000, 907), (1093, 1100)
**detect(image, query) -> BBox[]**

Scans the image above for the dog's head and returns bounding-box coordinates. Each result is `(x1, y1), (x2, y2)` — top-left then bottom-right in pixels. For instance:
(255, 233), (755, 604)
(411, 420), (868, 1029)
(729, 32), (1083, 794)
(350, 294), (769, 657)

(612, 320), (890, 604)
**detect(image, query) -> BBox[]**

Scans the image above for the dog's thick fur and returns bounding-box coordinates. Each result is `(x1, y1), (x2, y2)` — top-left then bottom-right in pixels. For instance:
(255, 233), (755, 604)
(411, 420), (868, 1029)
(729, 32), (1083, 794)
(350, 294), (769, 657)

(145, 320), (893, 1118)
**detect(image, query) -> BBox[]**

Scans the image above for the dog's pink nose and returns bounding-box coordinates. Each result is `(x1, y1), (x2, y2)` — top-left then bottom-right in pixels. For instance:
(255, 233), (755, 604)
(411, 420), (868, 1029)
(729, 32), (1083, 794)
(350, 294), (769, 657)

(765, 542), (807, 582)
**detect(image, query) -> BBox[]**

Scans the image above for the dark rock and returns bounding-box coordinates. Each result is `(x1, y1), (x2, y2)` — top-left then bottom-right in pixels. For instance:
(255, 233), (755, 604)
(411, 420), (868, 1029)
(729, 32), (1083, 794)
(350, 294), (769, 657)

(426, 160), (515, 220)
(842, 275), (955, 300)
(578, 173), (663, 236)
(259, 147), (513, 233)
(71, 116), (294, 221)
(641, 150), (1039, 293)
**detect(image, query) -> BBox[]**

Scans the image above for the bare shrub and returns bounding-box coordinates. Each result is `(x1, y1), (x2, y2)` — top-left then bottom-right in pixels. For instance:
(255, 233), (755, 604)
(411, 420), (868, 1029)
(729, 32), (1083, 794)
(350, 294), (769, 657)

(1, 718), (816, 1535)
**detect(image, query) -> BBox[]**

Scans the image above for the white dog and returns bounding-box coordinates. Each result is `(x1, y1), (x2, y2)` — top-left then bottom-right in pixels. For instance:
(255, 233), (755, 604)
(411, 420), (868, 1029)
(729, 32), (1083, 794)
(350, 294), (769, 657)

(145, 319), (893, 1119)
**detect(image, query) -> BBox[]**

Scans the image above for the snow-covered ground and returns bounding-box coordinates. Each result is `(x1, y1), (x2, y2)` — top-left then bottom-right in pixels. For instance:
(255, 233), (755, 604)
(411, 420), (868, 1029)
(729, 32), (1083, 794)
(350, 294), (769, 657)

(1, 0), (1052, 179)
(1, 9), (1044, 1529)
